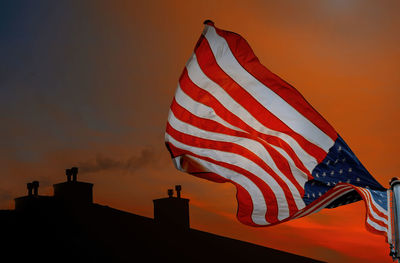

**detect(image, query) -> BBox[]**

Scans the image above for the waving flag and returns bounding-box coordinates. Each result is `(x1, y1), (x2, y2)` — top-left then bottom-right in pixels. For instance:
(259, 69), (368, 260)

(165, 20), (390, 239)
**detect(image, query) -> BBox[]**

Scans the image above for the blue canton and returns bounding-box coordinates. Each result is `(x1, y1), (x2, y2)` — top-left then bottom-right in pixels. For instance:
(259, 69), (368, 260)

(304, 135), (386, 208)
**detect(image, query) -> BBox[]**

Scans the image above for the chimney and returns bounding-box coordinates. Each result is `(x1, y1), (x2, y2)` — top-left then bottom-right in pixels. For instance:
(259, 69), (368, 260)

(15, 181), (45, 211)
(153, 185), (190, 229)
(175, 185), (182, 198)
(32, 181), (39, 197)
(66, 168), (72, 182)
(71, 167), (78, 182)
(27, 183), (33, 196)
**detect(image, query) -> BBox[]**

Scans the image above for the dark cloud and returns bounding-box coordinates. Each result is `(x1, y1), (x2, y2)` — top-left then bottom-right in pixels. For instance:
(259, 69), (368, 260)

(78, 148), (156, 174)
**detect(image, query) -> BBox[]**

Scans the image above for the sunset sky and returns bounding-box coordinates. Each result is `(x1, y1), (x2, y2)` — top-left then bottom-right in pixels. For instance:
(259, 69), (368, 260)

(1, 1), (399, 262)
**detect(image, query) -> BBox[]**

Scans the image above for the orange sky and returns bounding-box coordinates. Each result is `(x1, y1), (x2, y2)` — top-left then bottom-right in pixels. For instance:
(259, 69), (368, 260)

(1, 1), (399, 262)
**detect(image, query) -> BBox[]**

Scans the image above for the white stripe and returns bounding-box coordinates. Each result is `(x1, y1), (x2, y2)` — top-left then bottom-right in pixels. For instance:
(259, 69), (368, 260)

(185, 54), (318, 172)
(167, 140), (269, 225)
(268, 145), (309, 188)
(306, 189), (354, 216)
(166, 130), (291, 220)
(175, 85), (243, 133)
(176, 84), (308, 190)
(294, 186), (352, 219)
(203, 25), (335, 152)
(358, 189), (388, 225)
(168, 110), (306, 211)
(365, 189), (389, 215)
(175, 86), (309, 196)
(367, 217), (387, 233)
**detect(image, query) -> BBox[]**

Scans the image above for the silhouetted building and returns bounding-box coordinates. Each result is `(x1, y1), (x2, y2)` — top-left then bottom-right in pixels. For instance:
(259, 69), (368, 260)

(153, 185), (190, 229)
(1, 168), (324, 263)
(53, 167), (93, 205)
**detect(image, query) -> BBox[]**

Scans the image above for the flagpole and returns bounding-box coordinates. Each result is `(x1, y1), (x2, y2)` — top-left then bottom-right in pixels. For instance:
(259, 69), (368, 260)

(390, 177), (400, 261)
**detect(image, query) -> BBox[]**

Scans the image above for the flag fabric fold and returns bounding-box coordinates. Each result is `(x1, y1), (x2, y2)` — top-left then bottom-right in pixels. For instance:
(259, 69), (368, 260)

(165, 21), (390, 238)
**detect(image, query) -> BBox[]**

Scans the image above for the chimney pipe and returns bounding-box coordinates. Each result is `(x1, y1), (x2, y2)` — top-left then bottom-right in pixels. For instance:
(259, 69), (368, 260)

(175, 185), (182, 198)
(66, 169), (72, 182)
(27, 183), (33, 196)
(71, 167), (78, 182)
(32, 181), (39, 197)
(167, 189), (173, 198)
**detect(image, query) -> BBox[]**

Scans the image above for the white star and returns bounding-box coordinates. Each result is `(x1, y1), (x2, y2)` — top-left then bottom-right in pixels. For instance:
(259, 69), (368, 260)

(348, 168), (352, 172)
(326, 160), (330, 165)
(319, 192), (322, 196)
(346, 179), (351, 183)
(323, 172), (326, 177)
(342, 158), (346, 162)
(338, 180), (342, 183)
(307, 194), (310, 198)
(315, 173), (319, 178)
(327, 182), (331, 186)
(339, 169), (343, 174)
(312, 193), (315, 198)
(334, 159), (339, 164)
(356, 178), (360, 182)
(330, 171), (335, 175)
(338, 146), (342, 151)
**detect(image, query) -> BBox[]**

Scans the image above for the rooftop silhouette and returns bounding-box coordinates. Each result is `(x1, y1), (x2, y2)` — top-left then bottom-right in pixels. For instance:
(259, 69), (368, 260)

(1, 167), (324, 263)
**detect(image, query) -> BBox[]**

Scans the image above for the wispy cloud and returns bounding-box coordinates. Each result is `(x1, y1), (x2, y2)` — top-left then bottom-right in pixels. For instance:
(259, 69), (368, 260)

(78, 148), (156, 174)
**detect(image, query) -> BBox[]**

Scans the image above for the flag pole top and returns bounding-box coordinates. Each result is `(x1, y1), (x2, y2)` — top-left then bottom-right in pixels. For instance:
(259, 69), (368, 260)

(203, 20), (215, 26)
(390, 177), (400, 189)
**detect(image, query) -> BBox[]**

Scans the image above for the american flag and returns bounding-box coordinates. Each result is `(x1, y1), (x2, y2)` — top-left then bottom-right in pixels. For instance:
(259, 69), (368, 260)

(165, 21), (390, 239)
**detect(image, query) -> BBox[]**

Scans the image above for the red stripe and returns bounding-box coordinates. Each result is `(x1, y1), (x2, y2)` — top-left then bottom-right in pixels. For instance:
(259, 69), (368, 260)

(365, 223), (387, 240)
(195, 35), (327, 163)
(166, 123), (300, 217)
(294, 186), (352, 218)
(179, 68), (312, 179)
(362, 189), (388, 221)
(171, 98), (305, 197)
(210, 25), (337, 142)
(167, 122), (299, 215)
(354, 188), (388, 228)
(167, 143), (258, 226)
(296, 185), (388, 235)
(235, 182), (259, 226)
(357, 191), (388, 233)
(166, 141), (279, 224)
